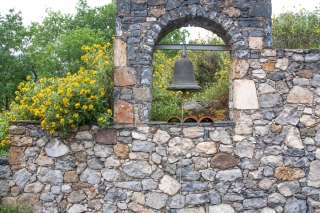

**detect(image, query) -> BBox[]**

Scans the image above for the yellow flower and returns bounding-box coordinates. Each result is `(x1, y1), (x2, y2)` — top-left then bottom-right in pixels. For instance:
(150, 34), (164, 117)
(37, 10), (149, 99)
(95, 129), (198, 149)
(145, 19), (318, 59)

(82, 105), (88, 110)
(68, 119), (73, 124)
(73, 113), (79, 118)
(26, 75), (31, 80)
(51, 122), (56, 128)
(83, 77), (90, 83)
(89, 104), (94, 110)
(98, 50), (103, 57)
(98, 117), (103, 121)
(60, 118), (65, 124)
(107, 109), (112, 114)
(75, 103), (80, 108)
(58, 89), (64, 94)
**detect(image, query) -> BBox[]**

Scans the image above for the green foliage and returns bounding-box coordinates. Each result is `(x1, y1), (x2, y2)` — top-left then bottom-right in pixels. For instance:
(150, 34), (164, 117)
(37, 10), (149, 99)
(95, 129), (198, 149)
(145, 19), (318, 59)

(74, 0), (116, 41)
(0, 0), (116, 110)
(272, 8), (320, 49)
(152, 33), (230, 121)
(0, 202), (32, 213)
(26, 1), (115, 78)
(151, 51), (183, 121)
(160, 28), (190, 58)
(189, 36), (227, 88)
(0, 9), (29, 110)
(189, 78), (229, 120)
(28, 27), (106, 77)
(10, 43), (114, 134)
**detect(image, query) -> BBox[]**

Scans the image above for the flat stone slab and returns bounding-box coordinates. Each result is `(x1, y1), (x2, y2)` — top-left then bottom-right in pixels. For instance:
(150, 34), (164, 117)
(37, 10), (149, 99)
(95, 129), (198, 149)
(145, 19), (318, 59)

(233, 79), (258, 109)
(211, 153), (238, 170)
(94, 129), (117, 145)
(274, 167), (305, 181)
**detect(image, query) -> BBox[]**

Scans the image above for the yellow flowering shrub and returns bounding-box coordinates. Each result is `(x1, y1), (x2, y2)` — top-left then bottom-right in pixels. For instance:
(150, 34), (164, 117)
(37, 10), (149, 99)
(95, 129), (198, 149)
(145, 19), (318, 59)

(0, 110), (9, 156)
(10, 43), (114, 134)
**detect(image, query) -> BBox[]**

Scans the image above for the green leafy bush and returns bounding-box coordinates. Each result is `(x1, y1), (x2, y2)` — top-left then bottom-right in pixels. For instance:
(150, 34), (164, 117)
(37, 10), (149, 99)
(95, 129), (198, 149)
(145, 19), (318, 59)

(273, 8), (320, 49)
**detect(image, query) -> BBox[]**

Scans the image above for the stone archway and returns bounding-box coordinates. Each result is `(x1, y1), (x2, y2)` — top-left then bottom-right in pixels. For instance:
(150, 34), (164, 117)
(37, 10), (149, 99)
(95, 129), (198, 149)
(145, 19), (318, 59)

(114, 0), (272, 125)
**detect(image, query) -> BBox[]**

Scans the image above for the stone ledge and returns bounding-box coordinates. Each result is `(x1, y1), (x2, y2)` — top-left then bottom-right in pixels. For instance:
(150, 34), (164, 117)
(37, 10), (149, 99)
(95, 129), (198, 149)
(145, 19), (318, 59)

(9, 121), (41, 125)
(8, 120), (235, 128)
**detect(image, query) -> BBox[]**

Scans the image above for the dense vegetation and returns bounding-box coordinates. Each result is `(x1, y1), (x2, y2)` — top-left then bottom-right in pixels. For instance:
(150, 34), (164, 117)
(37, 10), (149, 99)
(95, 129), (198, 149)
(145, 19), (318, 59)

(152, 36), (230, 121)
(10, 43), (114, 134)
(272, 8), (320, 49)
(0, 0), (116, 111)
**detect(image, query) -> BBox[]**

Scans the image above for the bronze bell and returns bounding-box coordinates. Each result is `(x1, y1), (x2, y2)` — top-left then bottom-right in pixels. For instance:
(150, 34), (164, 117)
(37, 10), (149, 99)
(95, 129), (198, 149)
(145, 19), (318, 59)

(167, 42), (202, 91)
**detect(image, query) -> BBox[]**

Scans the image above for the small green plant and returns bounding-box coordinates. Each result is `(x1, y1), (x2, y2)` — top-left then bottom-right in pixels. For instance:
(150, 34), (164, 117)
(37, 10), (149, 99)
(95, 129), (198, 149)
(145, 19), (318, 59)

(0, 202), (32, 213)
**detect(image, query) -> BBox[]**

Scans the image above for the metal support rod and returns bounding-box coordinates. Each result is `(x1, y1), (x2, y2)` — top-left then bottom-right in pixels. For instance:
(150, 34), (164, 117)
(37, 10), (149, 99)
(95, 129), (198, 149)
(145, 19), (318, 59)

(155, 44), (231, 51)
(181, 42), (187, 58)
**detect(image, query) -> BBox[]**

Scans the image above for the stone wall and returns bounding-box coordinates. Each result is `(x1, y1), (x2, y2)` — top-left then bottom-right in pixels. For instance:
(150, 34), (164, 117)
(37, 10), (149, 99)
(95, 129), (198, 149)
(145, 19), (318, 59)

(113, 0), (272, 124)
(2, 55), (320, 211)
(1, 0), (320, 212)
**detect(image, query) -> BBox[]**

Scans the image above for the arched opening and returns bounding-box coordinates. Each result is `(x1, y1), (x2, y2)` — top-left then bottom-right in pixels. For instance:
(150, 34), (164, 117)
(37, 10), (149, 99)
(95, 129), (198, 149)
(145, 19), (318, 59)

(113, 3), (251, 125)
(151, 26), (231, 122)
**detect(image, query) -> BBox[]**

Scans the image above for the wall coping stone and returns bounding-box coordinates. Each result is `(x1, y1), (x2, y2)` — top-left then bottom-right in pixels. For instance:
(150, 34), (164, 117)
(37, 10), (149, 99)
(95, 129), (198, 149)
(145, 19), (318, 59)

(9, 121), (41, 125)
(8, 120), (235, 129)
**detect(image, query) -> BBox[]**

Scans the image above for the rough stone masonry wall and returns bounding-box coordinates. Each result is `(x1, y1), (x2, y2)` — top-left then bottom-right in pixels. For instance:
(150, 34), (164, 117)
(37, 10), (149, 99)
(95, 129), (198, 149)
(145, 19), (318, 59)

(1, 0), (320, 213)
(1, 48), (320, 213)
(1, 51), (320, 213)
